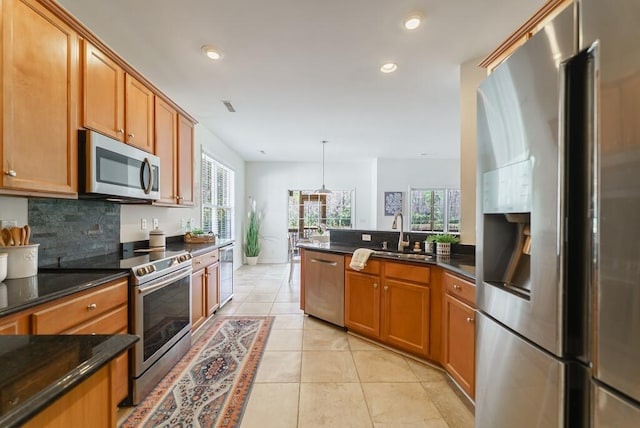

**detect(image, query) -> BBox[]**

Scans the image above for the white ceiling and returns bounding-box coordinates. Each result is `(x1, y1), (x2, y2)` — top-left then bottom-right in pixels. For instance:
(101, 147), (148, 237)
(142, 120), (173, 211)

(57, 0), (544, 162)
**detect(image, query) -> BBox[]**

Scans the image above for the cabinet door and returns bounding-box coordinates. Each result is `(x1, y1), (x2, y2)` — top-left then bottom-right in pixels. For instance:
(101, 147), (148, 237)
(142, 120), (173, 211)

(177, 115), (194, 205)
(82, 40), (125, 141)
(443, 294), (476, 398)
(1, 0), (78, 195)
(206, 262), (220, 316)
(382, 279), (430, 357)
(344, 271), (380, 338)
(154, 97), (178, 204)
(125, 74), (154, 152)
(191, 268), (206, 331)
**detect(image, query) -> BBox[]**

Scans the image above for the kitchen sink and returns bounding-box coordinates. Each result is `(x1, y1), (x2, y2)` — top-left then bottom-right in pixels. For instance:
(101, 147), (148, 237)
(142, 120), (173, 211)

(372, 251), (433, 261)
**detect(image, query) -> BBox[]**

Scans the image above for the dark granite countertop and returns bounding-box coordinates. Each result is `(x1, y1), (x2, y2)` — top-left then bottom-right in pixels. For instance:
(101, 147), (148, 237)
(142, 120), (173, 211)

(0, 271), (130, 318)
(0, 334), (138, 428)
(165, 238), (234, 257)
(299, 242), (476, 282)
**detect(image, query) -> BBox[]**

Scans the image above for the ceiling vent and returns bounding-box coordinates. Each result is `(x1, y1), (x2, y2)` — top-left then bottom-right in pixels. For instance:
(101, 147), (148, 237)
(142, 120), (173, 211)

(222, 100), (236, 112)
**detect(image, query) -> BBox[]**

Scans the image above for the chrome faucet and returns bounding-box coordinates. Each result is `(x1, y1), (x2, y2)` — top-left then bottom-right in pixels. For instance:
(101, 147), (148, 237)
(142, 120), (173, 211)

(391, 211), (410, 252)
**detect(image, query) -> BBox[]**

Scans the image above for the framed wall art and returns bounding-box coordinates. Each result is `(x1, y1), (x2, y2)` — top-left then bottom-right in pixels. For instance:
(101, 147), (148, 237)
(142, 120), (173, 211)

(384, 191), (403, 216)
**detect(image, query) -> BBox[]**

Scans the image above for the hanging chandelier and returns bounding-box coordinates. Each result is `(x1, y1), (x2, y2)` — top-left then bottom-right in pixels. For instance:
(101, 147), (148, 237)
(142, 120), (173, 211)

(314, 140), (331, 194)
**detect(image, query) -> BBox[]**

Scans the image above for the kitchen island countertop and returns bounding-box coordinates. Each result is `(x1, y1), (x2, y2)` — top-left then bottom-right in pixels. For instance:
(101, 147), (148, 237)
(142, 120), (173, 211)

(298, 242), (476, 281)
(0, 334), (138, 428)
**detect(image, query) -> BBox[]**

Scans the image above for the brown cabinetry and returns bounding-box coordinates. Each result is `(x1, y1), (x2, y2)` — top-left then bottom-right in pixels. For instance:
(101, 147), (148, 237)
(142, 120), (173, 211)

(82, 40), (154, 153)
(191, 249), (220, 331)
(1, 0), (78, 196)
(177, 115), (195, 206)
(154, 100), (195, 206)
(82, 40), (125, 141)
(0, 278), (130, 408)
(345, 257), (431, 358)
(442, 271), (476, 398)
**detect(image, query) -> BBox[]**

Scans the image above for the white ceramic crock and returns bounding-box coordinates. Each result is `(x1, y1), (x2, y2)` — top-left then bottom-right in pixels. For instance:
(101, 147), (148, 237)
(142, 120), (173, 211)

(4, 244), (39, 279)
(149, 229), (166, 248)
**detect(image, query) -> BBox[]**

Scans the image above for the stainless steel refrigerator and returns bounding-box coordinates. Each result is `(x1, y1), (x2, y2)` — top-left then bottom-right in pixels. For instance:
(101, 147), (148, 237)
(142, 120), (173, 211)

(476, 0), (640, 426)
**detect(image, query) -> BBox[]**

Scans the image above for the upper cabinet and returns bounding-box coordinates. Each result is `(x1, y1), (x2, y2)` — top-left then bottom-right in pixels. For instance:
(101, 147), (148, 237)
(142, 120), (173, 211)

(177, 115), (194, 206)
(480, 0), (573, 71)
(82, 41), (125, 141)
(82, 40), (155, 153)
(154, 97), (178, 204)
(124, 74), (155, 152)
(1, 0), (78, 196)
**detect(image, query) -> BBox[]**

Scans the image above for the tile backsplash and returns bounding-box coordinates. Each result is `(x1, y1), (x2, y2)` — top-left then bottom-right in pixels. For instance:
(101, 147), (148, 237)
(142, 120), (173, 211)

(28, 198), (120, 266)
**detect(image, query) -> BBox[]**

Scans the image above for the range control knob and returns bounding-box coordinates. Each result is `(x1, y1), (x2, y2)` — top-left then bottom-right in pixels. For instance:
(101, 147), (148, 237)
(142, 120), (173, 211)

(137, 267), (147, 276)
(149, 265), (156, 273)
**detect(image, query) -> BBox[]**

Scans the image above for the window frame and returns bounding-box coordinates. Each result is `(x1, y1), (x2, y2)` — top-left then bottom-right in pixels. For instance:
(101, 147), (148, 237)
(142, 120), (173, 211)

(408, 187), (460, 234)
(201, 151), (235, 240)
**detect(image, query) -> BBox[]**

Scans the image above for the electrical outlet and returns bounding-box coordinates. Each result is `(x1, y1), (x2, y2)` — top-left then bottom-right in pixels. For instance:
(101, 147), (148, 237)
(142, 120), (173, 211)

(153, 218), (159, 229)
(362, 234), (371, 241)
(0, 219), (18, 228)
(180, 218), (186, 229)
(141, 218), (147, 230)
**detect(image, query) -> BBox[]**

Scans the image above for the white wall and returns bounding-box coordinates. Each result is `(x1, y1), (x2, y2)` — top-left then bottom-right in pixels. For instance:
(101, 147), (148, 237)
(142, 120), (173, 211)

(245, 160), (374, 264)
(374, 158), (460, 230)
(459, 58), (487, 244)
(245, 157), (459, 264)
(122, 124), (246, 268)
(0, 196), (28, 225)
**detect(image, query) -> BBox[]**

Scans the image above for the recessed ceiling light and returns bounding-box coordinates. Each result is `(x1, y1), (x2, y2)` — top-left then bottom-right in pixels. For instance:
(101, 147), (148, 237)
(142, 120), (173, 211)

(201, 45), (223, 60)
(403, 13), (423, 30)
(380, 63), (398, 73)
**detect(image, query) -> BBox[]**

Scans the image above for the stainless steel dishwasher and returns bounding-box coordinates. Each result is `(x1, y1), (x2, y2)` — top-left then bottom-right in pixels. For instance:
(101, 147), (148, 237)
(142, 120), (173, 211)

(303, 250), (345, 327)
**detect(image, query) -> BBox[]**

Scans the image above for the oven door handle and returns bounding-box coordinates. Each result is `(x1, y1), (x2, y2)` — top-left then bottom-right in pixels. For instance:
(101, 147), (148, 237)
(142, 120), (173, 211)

(137, 268), (192, 296)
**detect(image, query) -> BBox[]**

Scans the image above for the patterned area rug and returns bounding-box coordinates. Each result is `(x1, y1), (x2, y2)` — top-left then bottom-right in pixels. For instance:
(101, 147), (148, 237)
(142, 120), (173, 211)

(121, 316), (274, 428)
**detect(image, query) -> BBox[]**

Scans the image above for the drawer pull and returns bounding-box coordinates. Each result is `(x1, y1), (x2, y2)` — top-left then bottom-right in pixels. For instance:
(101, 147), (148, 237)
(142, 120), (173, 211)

(384, 285), (388, 291)
(453, 284), (462, 290)
(5, 170), (17, 177)
(310, 258), (338, 266)
(87, 303), (97, 311)
(8, 397), (19, 406)
(373, 283), (378, 288)
(466, 317), (475, 323)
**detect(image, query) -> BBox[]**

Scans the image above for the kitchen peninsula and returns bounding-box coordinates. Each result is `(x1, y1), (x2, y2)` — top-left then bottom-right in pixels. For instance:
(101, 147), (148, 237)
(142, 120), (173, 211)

(298, 229), (477, 399)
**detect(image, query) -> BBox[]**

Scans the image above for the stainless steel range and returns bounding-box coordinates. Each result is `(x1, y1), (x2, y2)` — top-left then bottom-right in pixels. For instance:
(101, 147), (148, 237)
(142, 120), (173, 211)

(128, 251), (192, 404)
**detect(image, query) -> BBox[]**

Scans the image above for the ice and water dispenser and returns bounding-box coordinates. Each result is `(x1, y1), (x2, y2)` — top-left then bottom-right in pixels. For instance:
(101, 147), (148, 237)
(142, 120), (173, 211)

(482, 159), (533, 298)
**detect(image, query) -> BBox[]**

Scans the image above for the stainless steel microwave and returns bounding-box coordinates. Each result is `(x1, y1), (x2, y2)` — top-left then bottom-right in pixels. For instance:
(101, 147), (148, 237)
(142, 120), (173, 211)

(78, 129), (160, 202)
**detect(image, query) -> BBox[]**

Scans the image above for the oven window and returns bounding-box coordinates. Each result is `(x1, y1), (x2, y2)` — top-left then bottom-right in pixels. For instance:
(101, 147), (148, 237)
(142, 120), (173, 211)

(142, 275), (190, 361)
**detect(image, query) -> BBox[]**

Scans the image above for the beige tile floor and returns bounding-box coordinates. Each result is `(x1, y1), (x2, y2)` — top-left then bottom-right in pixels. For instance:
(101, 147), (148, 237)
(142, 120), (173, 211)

(119, 263), (475, 427)
(219, 263), (475, 428)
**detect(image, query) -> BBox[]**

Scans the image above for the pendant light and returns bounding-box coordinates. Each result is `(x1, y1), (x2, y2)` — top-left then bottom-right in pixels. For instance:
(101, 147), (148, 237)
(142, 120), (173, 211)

(315, 140), (332, 194)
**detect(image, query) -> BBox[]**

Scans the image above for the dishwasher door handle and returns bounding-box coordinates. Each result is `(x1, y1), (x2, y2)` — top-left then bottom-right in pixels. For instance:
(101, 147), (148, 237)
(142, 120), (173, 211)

(310, 258), (338, 266)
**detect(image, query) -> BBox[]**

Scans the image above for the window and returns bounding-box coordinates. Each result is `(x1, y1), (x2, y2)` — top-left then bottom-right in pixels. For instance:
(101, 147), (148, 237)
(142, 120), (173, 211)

(201, 153), (234, 239)
(409, 188), (460, 233)
(288, 190), (354, 238)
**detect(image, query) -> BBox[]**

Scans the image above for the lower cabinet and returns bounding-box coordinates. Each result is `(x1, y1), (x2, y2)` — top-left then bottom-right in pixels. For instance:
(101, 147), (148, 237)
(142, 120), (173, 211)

(23, 362), (115, 428)
(0, 278), (130, 409)
(442, 271), (476, 398)
(345, 257), (431, 358)
(191, 268), (206, 331)
(191, 249), (220, 331)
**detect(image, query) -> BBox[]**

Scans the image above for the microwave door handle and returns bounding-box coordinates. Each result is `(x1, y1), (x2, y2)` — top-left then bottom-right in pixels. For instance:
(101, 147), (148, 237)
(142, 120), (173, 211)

(142, 157), (153, 194)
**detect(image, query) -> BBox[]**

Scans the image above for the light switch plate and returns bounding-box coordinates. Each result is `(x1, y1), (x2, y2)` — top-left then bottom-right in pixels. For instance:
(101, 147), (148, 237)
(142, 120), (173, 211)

(0, 219), (18, 228)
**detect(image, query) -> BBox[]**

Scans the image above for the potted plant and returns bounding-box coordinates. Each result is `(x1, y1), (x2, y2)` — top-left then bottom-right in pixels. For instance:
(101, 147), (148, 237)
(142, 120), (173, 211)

(423, 235), (437, 254)
(244, 198), (262, 265)
(431, 233), (459, 256)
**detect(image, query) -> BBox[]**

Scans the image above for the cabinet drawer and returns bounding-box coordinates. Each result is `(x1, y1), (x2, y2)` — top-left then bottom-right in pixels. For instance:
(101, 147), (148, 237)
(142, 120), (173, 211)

(192, 250), (219, 268)
(384, 262), (430, 284)
(31, 280), (128, 334)
(65, 306), (128, 335)
(443, 271), (476, 305)
(345, 256), (381, 275)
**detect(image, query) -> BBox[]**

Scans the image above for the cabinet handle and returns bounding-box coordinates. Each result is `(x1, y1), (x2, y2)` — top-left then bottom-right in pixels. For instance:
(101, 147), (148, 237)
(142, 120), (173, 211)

(453, 284), (462, 290)
(127, 133), (135, 138)
(87, 303), (97, 311)
(373, 283), (378, 288)
(117, 128), (124, 134)
(384, 285), (388, 291)
(310, 258), (338, 266)
(196, 261), (202, 264)
(8, 397), (19, 406)
(466, 317), (475, 323)
(5, 170), (17, 177)
(177, 196), (183, 200)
